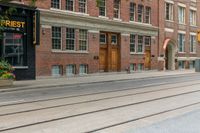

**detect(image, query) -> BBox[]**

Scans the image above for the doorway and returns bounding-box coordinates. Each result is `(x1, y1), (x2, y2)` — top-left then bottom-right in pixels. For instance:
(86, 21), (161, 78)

(99, 32), (120, 72)
(165, 43), (175, 70)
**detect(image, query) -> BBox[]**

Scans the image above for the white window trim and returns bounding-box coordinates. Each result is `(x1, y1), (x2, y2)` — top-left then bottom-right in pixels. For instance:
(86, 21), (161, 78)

(165, 28), (174, 33)
(178, 3), (186, 8)
(51, 26), (62, 50)
(50, 0), (61, 9)
(165, 0), (174, 4)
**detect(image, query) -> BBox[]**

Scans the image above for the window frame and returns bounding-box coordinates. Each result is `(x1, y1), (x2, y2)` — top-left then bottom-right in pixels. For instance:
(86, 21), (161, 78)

(178, 33), (185, 53)
(52, 26), (62, 50)
(66, 0), (74, 11)
(99, 0), (106, 16)
(51, 0), (61, 9)
(165, 2), (174, 21)
(137, 5), (144, 23)
(78, 0), (87, 13)
(79, 29), (88, 51)
(130, 2), (136, 21)
(113, 0), (120, 19)
(66, 28), (75, 51)
(178, 6), (186, 24)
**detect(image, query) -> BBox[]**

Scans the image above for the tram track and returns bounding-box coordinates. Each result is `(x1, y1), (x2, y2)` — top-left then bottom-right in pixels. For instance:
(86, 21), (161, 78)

(0, 78), (199, 108)
(1, 83), (200, 132)
(0, 72), (197, 94)
(0, 80), (200, 117)
(86, 101), (200, 133)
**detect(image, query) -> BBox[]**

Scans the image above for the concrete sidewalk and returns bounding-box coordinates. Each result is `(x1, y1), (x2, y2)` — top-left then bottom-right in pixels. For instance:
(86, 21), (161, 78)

(0, 70), (196, 92)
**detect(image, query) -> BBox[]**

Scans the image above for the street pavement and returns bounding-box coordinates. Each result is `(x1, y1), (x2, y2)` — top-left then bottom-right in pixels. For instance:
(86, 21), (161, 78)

(0, 70), (196, 92)
(0, 70), (200, 133)
(128, 109), (200, 133)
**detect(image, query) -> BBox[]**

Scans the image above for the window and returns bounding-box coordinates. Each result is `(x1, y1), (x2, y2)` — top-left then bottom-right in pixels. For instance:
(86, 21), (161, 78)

(137, 35), (143, 53)
(79, 0), (87, 13)
(190, 61), (195, 69)
(66, 0), (74, 11)
(66, 64), (76, 76)
(130, 2), (136, 21)
(52, 65), (62, 76)
(190, 10), (196, 26)
(79, 29), (88, 51)
(99, 0), (106, 16)
(178, 6), (185, 24)
(145, 7), (151, 23)
(130, 34), (136, 52)
(66, 28), (75, 50)
(100, 33), (106, 44)
(190, 35), (196, 53)
(2, 33), (24, 66)
(79, 64), (88, 75)
(178, 61), (185, 69)
(51, 0), (60, 9)
(138, 64), (144, 71)
(145, 36), (151, 46)
(52, 27), (61, 50)
(138, 5), (143, 22)
(165, 2), (173, 21)
(130, 64), (136, 71)
(111, 35), (117, 44)
(113, 0), (120, 19)
(178, 33), (185, 52)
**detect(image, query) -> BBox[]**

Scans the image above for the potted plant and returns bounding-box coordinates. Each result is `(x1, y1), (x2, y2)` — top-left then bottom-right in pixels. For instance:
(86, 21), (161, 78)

(0, 60), (15, 87)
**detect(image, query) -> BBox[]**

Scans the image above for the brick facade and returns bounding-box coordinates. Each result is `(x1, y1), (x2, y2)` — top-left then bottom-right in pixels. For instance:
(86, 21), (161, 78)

(16, 0), (200, 77)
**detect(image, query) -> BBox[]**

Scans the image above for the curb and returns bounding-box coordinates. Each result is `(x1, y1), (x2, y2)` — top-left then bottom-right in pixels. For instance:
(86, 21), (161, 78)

(0, 72), (197, 93)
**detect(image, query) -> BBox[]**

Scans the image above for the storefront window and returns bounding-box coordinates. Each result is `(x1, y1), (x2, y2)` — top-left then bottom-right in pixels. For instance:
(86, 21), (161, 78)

(2, 33), (24, 66)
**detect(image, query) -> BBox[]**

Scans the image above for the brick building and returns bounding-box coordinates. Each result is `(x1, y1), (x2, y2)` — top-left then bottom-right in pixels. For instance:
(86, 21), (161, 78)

(16, 0), (200, 77)
(158, 0), (200, 70)
(32, 0), (159, 77)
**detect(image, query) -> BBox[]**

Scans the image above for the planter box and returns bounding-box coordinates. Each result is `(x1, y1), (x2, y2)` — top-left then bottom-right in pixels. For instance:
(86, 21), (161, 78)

(0, 79), (13, 87)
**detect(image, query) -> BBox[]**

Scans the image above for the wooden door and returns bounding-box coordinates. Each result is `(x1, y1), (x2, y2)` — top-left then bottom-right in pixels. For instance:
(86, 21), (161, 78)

(99, 48), (107, 71)
(145, 50), (151, 70)
(99, 32), (120, 72)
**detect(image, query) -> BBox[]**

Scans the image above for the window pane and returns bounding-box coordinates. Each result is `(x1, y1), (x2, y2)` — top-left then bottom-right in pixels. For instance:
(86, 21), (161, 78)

(51, 0), (60, 9)
(52, 27), (61, 50)
(79, 29), (88, 51)
(99, 0), (106, 16)
(3, 33), (24, 66)
(66, 0), (74, 11)
(100, 34), (106, 44)
(79, 0), (86, 13)
(66, 28), (75, 50)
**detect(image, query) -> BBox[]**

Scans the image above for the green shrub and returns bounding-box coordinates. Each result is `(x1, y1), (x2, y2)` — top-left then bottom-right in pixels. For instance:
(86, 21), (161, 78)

(0, 60), (15, 80)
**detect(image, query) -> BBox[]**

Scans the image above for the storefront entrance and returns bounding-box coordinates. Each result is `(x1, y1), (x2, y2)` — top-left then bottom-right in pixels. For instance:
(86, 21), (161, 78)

(0, 3), (40, 80)
(99, 32), (120, 72)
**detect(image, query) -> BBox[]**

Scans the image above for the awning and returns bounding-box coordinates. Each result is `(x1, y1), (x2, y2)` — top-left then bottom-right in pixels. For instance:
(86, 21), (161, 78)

(163, 39), (171, 50)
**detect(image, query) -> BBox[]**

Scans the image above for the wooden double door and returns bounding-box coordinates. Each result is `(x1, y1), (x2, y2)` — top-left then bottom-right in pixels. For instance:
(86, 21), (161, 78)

(99, 33), (120, 72)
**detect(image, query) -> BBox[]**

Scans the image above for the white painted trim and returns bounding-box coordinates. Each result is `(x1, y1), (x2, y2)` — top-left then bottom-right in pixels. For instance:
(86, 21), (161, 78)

(158, 57), (165, 61)
(165, 0), (174, 4)
(41, 25), (51, 28)
(178, 30), (186, 34)
(165, 28), (174, 33)
(177, 57), (187, 60)
(178, 3), (186, 8)
(51, 50), (89, 54)
(190, 32), (197, 36)
(13, 66), (28, 69)
(190, 7), (197, 11)
(98, 16), (109, 19)
(88, 30), (99, 33)
(121, 33), (130, 36)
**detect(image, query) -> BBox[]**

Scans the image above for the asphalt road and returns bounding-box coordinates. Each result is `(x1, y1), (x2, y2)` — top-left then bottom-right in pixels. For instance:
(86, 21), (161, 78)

(0, 73), (200, 133)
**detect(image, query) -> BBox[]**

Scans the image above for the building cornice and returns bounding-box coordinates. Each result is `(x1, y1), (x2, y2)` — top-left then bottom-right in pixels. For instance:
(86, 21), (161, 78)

(39, 9), (158, 36)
